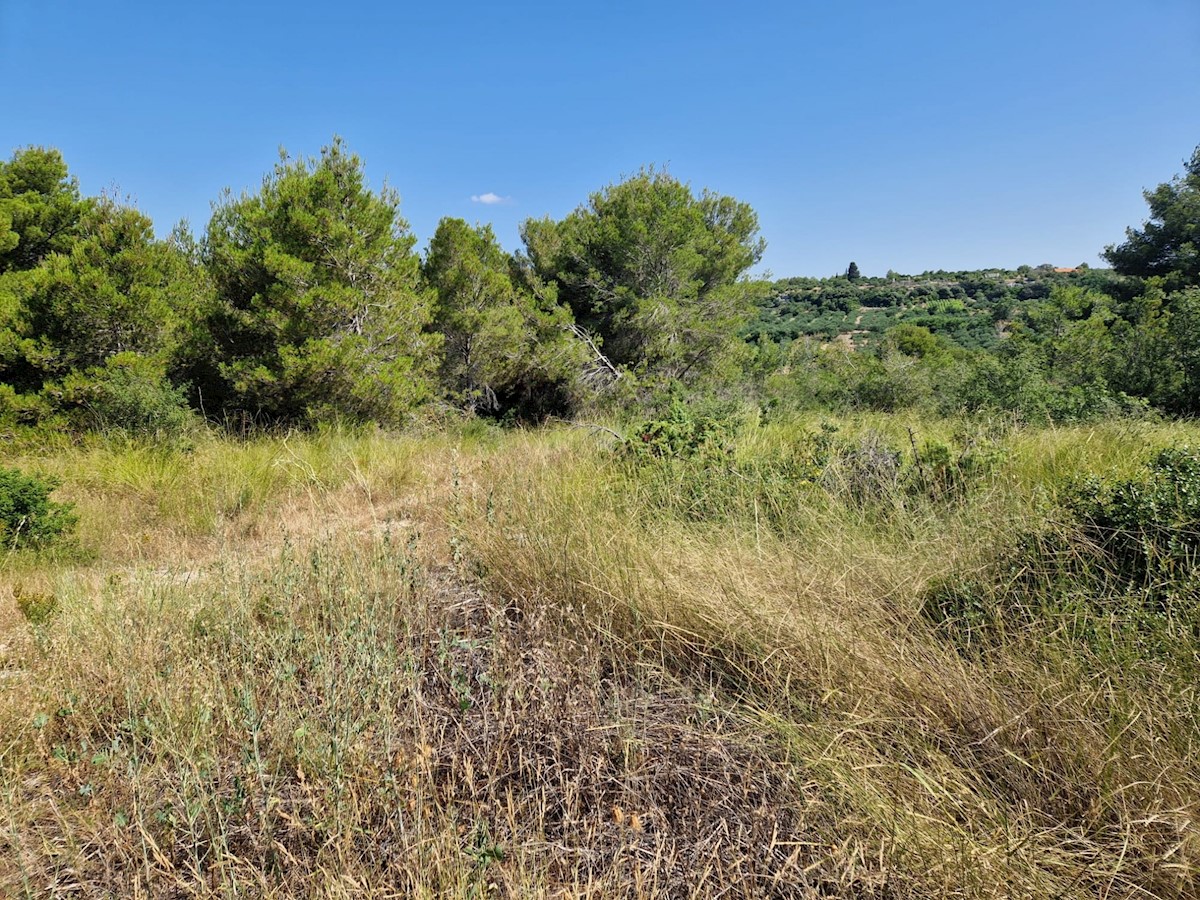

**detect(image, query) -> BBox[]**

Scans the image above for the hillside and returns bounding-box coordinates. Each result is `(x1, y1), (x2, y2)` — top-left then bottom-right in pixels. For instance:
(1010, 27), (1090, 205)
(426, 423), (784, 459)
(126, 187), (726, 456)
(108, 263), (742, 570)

(748, 265), (1122, 352)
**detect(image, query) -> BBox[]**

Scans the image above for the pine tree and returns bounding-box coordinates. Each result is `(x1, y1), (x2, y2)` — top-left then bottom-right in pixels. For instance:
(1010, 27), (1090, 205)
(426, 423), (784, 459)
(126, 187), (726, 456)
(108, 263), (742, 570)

(522, 167), (764, 386)
(423, 217), (582, 417)
(196, 139), (438, 426)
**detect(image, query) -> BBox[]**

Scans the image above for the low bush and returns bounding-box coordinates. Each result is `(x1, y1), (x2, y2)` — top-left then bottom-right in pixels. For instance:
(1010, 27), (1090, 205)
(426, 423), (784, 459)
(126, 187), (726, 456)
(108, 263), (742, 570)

(624, 400), (735, 462)
(1061, 446), (1200, 602)
(924, 446), (1200, 669)
(0, 465), (77, 550)
(57, 353), (196, 438)
(910, 433), (1007, 500)
(13, 584), (57, 624)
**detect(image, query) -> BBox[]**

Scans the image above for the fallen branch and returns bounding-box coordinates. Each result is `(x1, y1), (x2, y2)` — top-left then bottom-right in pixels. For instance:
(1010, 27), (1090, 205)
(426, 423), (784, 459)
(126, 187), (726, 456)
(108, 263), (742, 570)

(565, 323), (622, 382)
(548, 417), (625, 442)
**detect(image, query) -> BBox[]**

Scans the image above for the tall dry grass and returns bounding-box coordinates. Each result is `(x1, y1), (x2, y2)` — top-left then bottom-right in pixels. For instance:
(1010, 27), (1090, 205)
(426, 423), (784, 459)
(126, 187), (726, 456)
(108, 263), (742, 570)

(1, 416), (1198, 897)
(455, 417), (1200, 898)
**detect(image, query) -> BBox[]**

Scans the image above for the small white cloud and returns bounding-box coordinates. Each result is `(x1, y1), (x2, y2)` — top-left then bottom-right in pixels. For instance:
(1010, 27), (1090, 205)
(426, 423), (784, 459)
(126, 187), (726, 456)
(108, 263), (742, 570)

(471, 192), (511, 205)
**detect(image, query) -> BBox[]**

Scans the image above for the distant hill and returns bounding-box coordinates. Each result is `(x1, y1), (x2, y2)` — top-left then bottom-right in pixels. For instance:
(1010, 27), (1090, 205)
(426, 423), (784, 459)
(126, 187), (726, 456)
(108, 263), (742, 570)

(748, 265), (1120, 352)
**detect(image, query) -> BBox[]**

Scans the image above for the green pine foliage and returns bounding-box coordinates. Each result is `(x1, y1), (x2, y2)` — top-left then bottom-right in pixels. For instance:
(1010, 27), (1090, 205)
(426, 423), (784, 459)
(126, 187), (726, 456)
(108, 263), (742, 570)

(58, 353), (196, 437)
(522, 167), (765, 390)
(0, 140), (1196, 434)
(1105, 145), (1200, 291)
(0, 147), (88, 274)
(194, 139), (438, 427)
(423, 217), (584, 420)
(0, 152), (196, 435)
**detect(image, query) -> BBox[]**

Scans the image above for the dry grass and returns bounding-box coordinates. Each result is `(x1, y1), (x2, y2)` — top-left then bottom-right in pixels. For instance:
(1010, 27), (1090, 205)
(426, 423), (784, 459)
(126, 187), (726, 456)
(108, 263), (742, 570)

(456, 421), (1200, 898)
(1, 418), (1198, 897)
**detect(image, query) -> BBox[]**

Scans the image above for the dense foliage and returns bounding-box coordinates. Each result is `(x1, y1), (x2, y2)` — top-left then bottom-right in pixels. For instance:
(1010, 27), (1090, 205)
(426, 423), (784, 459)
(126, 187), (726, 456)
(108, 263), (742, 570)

(0, 139), (1198, 433)
(1105, 145), (1200, 291)
(192, 140), (438, 427)
(1062, 447), (1200, 601)
(424, 217), (583, 418)
(522, 167), (765, 391)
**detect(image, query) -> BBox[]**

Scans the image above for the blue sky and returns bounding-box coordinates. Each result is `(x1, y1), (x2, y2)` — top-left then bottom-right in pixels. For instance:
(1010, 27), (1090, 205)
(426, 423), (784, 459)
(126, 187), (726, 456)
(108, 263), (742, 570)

(2, 0), (1198, 277)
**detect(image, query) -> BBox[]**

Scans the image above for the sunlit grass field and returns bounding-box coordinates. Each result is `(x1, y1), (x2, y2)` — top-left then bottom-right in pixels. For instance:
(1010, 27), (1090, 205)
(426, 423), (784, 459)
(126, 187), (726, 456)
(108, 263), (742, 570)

(2, 414), (1198, 897)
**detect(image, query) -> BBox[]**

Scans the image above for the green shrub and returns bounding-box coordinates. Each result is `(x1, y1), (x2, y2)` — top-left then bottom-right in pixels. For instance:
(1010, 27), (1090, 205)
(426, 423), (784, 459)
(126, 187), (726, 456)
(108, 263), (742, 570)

(1061, 446), (1200, 600)
(910, 434), (1006, 501)
(14, 583), (58, 624)
(924, 447), (1200, 668)
(617, 408), (838, 529)
(0, 383), (55, 428)
(625, 401), (735, 462)
(57, 353), (195, 438)
(0, 466), (77, 549)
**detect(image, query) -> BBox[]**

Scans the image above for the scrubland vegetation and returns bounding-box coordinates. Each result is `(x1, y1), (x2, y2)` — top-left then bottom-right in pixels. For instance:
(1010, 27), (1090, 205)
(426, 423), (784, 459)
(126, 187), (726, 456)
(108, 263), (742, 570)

(0, 415), (1198, 897)
(2, 141), (1200, 896)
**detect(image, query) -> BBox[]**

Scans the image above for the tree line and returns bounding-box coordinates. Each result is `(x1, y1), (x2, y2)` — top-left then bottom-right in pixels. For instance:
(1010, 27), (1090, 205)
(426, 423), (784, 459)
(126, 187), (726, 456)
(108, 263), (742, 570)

(1, 138), (1198, 435)
(0, 141), (768, 433)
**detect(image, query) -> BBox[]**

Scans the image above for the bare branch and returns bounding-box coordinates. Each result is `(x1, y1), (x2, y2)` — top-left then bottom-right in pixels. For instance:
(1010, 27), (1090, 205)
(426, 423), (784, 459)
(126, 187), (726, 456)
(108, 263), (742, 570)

(547, 417), (625, 442)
